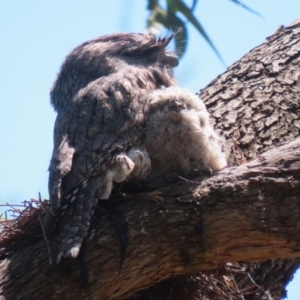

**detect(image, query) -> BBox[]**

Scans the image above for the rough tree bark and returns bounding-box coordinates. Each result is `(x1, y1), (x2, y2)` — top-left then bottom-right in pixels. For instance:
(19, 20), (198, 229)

(1, 18), (300, 300)
(199, 18), (300, 300)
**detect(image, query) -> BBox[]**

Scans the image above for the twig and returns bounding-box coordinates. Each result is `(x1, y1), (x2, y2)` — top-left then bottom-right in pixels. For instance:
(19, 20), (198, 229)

(177, 175), (201, 184)
(38, 214), (52, 265)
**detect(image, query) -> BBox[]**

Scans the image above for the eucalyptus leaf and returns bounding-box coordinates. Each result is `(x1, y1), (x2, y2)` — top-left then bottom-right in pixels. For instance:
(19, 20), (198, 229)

(146, 0), (260, 64)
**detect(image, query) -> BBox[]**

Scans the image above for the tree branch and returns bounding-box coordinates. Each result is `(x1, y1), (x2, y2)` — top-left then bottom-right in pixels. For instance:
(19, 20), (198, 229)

(2, 17), (300, 300)
(1, 137), (300, 300)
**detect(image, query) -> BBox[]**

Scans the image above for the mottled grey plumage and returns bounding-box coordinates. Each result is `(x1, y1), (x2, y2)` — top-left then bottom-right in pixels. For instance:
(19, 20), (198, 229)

(48, 33), (227, 264)
(48, 33), (178, 262)
(144, 87), (227, 184)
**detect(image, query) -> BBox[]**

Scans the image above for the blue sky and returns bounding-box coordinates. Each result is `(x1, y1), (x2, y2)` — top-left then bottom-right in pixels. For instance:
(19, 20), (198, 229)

(0, 1), (300, 298)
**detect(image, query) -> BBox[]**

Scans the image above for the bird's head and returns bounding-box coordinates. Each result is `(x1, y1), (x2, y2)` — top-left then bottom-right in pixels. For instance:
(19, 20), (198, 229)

(50, 33), (178, 111)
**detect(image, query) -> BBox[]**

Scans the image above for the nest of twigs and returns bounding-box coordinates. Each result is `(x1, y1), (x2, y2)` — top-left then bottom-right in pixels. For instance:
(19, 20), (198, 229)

(131, 263), (269, 300)
(0, 197), (268, 300)
(0, 195), (49, 255)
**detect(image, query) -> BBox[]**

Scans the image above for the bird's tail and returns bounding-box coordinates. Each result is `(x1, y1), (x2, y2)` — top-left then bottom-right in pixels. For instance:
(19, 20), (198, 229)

(55, 149), (151, 263)
(56, 178), (99, 264)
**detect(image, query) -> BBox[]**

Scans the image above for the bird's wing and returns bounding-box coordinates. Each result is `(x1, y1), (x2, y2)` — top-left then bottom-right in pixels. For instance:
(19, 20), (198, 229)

(48, 76), (147, 209)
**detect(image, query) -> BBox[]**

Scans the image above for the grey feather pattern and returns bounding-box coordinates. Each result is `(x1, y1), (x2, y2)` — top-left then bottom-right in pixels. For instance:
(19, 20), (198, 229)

(144, 87), (227, 183)
(48, 33), (226, 263)
(48, 33), (178, 262)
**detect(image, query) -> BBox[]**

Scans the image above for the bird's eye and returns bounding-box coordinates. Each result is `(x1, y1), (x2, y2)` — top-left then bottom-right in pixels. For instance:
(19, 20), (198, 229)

(128, 51), (144, 56)
(124, 47), (155, 57)
(124, 50), (147, 57)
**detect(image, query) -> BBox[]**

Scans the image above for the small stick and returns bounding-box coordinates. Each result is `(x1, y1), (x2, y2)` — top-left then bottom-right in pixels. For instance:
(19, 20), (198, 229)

(38, 214), (52, 265)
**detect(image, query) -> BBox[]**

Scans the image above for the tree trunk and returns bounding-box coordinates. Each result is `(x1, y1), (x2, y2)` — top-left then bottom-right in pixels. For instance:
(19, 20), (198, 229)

(1, 18), (300, 300)
(198, 18), (300, 300)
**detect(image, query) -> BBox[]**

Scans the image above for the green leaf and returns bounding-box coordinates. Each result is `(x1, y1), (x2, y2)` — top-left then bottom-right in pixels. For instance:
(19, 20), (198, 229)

(165, 13), (188, 58)
(172, 0), (225, 65)
(229, 0), (262, 18)
(191, 0), (198, 12)
(147, 0), (226, 64)
(146, 0), (262, 63)
(146, 4), (168, 35)
(147, 0), (159, 10)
